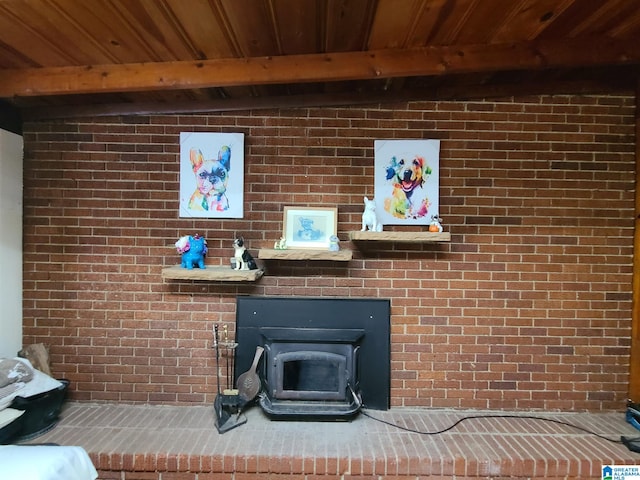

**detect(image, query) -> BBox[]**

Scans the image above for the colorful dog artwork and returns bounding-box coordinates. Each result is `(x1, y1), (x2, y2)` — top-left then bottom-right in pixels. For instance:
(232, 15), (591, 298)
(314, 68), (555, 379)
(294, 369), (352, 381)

(188, 146), (231, 212)
(179, 132), (245, 218)
(374, 140), (440, 225)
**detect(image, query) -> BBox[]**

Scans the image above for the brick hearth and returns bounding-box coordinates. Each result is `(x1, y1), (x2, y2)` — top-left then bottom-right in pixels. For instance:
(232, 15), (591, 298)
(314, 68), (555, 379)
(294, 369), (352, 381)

(21, 402), (640, 479)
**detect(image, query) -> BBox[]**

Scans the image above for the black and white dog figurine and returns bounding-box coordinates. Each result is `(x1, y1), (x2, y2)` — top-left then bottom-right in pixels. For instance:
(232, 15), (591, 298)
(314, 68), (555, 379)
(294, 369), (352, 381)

(233, 237), (257, 270)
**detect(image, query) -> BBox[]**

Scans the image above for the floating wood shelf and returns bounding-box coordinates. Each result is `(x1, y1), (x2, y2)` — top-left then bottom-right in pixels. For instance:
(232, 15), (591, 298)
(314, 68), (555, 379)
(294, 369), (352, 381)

(258, 249), (353, 261)
(348, 231), (451, 243)
(162, 265), (264, 282)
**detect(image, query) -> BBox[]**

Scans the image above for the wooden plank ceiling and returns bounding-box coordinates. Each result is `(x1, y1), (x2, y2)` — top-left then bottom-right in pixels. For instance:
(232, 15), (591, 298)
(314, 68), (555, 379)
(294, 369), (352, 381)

(0, 0), (639, 118)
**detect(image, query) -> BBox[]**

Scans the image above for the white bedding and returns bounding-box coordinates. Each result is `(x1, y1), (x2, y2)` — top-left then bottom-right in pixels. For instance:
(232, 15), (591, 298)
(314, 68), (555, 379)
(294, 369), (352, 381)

(0, 445), (98, 480)
(0, 358), (62, 410)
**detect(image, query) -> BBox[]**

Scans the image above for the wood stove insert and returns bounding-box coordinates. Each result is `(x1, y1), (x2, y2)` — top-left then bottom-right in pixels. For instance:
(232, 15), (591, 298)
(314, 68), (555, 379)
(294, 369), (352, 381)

(235, 297), (390, 419)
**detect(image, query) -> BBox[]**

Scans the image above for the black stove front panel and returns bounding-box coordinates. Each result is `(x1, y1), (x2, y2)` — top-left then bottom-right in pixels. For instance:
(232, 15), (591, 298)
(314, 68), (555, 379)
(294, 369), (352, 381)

(236, 296), (390, 413)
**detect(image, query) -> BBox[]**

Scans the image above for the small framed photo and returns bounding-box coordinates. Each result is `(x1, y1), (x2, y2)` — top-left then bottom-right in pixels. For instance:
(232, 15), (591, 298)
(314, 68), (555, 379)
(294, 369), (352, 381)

(283, 207), (338, 249)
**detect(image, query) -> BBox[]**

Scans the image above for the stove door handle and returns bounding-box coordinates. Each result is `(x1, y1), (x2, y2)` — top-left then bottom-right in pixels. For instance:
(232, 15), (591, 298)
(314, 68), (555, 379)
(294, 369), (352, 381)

(348, 383), (362, 410)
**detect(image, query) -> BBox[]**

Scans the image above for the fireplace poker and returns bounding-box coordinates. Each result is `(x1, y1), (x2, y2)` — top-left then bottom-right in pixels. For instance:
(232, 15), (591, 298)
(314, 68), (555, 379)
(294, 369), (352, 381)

(213, 325), (221, 397)
(230, 341), (235, 392)
(223, 325), (230, 391)
(220, 325), (239, 395)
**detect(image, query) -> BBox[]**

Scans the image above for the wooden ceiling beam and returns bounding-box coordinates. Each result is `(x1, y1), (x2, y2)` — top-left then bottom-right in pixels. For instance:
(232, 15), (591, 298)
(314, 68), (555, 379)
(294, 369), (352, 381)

(0, 36), (637, 98)
(19, 75), (634, 121)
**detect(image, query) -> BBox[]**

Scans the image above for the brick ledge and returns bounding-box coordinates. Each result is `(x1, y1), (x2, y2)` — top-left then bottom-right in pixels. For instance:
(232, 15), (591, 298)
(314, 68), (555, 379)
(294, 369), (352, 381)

(22, 402), (640, 479)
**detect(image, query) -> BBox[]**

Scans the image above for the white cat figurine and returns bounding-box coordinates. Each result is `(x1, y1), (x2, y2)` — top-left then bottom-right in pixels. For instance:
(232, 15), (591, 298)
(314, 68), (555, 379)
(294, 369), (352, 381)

(361, 196), (382, 232)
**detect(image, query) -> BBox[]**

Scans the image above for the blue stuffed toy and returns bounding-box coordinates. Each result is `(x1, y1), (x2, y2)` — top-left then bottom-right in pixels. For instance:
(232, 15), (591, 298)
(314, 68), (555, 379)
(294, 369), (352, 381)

(175, 234), (208, 269)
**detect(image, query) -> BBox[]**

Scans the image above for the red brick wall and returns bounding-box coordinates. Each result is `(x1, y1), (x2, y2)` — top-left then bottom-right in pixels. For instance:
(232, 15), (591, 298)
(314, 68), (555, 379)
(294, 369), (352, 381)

(22, 94), (635, 411)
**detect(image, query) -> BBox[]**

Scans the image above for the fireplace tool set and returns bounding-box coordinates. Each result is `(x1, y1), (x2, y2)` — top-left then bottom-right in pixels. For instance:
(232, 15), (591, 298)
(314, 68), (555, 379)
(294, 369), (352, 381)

(213, 324), (263, 433)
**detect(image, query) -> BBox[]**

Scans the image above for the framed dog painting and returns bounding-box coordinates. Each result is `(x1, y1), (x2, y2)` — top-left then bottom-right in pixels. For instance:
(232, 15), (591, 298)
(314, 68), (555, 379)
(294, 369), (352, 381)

(374, 139), (440, 226)
(179, 132), (245, 218)
(283, 207), (337, 249)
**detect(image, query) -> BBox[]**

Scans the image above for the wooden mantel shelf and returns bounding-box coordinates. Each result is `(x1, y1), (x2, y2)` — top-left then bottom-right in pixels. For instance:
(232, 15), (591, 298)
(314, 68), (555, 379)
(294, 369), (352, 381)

(258, 249), (353, 261)
(162, 265), (264, 281)
(348, 231), (451, 243)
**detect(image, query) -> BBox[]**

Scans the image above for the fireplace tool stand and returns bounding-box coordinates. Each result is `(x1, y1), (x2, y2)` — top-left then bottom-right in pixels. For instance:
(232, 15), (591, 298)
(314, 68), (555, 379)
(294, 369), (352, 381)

(213, 325), (247, 434)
